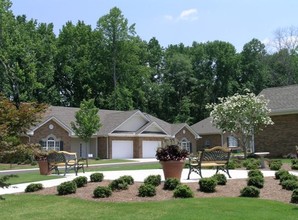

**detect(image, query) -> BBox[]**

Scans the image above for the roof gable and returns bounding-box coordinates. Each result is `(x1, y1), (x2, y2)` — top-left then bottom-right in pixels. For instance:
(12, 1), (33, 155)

(191, 117), (221, 135)
(137, 122), (168, 135)
(259, 84), (298, 115)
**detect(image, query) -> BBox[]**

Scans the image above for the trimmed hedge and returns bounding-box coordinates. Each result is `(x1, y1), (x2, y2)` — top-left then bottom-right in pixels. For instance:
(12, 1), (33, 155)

(199, 177), (217, 193)
(291, 189), (298, 203)
(163, 178), (180, 190)
(240, 186), (260, 197)
(212, 174), (227, 185)
(144, 175), (161, 187)
(247, 176), (264, 189)
(173, 184), (193, 198)
(248, 169), (264, 178)
(25, 183), (43, 193)
(73, 176), (88, 188)
(138, 184), (156, 197)
(268, 160), (282, 170)
(57, 181), (77, 195)
(109, 178), (128, 191)
(90, 173), (104, 182)
(93, 186), (112, 198)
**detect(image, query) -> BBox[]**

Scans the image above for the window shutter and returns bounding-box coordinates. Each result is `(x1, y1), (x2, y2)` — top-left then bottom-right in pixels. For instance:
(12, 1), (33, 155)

(190, 142), (192, 153)
(60, 141), (64, 151)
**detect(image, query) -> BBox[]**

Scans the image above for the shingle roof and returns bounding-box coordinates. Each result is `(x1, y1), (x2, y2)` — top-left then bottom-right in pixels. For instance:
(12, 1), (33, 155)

(191, 117), (221, 135)
(259, 84), (298, 115)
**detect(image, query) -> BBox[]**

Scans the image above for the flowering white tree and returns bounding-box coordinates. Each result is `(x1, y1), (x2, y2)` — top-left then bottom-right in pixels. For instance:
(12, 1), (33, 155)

(206, 91), (274, 158)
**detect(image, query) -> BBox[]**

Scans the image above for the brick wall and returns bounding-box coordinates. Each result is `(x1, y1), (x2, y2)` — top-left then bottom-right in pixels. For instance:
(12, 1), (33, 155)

(98, 137), (108, 159)
(29, 120), (71, 152)
(196, 133), (230, 151)
(175, 127), (197, 153)
(255, 114), (298, 157)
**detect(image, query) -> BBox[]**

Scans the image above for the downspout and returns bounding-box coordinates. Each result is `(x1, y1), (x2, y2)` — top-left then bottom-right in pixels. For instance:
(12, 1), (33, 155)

(95, 136), (98, 158)
(106, 135), (109, 159)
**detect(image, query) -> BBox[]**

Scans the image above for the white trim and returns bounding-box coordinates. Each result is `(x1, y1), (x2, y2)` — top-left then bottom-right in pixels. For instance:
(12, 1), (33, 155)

(269, 109), (298, 116)
(138, 121), (169, 135)
(109, 110), (149, 134)
(27, 116), (73, 136)
(173, 124), (201, 139)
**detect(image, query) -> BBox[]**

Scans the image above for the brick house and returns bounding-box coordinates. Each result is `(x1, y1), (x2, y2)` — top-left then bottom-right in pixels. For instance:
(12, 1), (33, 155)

(191, 85), (298, 157)
(24, 106), (200, 159)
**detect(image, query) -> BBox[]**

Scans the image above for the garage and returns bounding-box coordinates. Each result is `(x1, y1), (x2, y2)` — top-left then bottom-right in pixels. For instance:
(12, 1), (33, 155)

(112, 140), (133, 159)
(142, 141), (161, 158)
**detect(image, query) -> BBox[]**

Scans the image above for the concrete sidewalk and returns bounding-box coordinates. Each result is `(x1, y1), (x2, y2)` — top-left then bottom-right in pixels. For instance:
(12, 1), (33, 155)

(2, 168), (292, 196)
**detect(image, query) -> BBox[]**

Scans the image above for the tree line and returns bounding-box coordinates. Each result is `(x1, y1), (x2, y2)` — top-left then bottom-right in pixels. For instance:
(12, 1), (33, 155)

(1, 0), (298, 124)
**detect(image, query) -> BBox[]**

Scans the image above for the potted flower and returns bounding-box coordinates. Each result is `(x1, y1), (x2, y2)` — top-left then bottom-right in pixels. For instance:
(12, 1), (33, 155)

(156, 139), (189, 180)
(32, 146), (51, 175)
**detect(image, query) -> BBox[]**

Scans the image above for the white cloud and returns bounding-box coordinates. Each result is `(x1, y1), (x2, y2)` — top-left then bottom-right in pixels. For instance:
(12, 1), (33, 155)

(178, 8), (198, 21)
(164, 15), (174, 21)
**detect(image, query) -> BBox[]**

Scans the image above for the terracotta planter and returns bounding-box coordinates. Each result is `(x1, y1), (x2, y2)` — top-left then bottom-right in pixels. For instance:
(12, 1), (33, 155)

(37, 160), (51, 175)
(160, 160), (185, 180)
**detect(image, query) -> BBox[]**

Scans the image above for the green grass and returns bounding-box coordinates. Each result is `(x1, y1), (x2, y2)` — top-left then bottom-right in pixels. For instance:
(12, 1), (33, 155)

(0, 172), (64, 185)
(0, 195), (297, 220)
(86, 162), (162, 172)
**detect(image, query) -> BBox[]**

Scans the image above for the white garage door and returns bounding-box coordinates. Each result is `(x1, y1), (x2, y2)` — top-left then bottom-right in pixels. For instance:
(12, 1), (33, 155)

(142, 141), (161, 158)
(112, 140), (133, 159)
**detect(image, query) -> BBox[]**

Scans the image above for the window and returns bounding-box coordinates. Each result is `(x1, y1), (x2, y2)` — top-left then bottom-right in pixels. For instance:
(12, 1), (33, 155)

(228, 136), (238, 148)
(181, 138), (191, 152)
(41, 135), (61, 151)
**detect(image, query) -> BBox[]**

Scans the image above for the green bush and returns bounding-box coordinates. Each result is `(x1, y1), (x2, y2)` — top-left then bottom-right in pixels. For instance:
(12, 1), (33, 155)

(138, 184), (156, 197)
(291, 189), (298, 203)
(173, 184), (194, 198)
(291, 164), (298, 170)
(247, 176), (264, 189)
(227, 160), (236, 169)
(93, 186), (112, 198)
(25, 183), (43, 193)
(212, 174), (227, 185)
(243, 158), (260, 170)
(281, 179), (298, 191)
(119, 175), (134, 185)
(240, 186), (260, 197)
(268, 160), (283, 170)
(109, 178), (128, 191)
(199, 177), (217, 193)
(291, 159), (298, 165)
(90, 173), (104, 182)
(163, 178), (180, 190)
(279, 173), (298, 184)
(57, 181), (77, 195)
(275, 169), (289, 180)
(144, 175), (161, 187)
(73, 176), (88, 188)
(248, 169), (264, 178)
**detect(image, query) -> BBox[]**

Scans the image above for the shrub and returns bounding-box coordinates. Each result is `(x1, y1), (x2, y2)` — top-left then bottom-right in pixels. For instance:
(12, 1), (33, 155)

(57, 181), (77, 195)
(281, 179), (298, 191)
(247, 176), (264, 189)
(291, 189), (298, 203)
(173, 184), (194, 198)
(163, 178), (180, 190)
(227, 160), (236, 169)
(240, 186), (260, 197)
(119, 175), (134, 185)
(93, 186), (112, 198)
(25, 183), (43, 193)
(243, 158), (260, 170)
(138, 184), (156, 197)
(90, 173), (104, 182)
(144, 175), (161, 187)
(268, 160), (283, 170)
(248, 169), (264, 178)
(199, 177), (217, 193)
(279, 173), (298, 184)
(109, 178), (128, 191)
(291, 164), (298, 170)
(73, 176), (88, 188)
(212, 174), (227, 185)
(291, 159), (298, 165)
(275, 169), (289, 180)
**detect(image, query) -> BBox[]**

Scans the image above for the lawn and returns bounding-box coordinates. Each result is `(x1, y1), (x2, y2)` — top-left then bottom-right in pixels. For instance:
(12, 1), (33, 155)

(0, 194), (297, 220)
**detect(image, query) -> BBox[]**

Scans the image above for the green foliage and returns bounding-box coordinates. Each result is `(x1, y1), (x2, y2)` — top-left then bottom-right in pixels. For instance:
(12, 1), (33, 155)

(25, 183), (43, 193)
(93, 186), (112, 198)
(173, 184), (194, 198)
(138, 184), (156, 197)
(144, 175), (161, 187)
(279, 173), (298, 184)
(90, 173), (104, 182)
(73, 176), (88, 188)
(291, 160), (298, 170)
(243, 158), (260, 170)
(248, 169), (264, 178)
(0, 174), (17, 199)
(207, 91), (273, 157)
(163, 178), (180, 190)
(268, 160), (283, 170)
(199, 177), (217, 193)
(247, 176), (264, 189)
(291, 189), (298, 203)
(212, 174), (227, 185)
(240, 186), (260, 197)
(275, 169), (289, 180)
(119, 175), (134, 185)
(281, 179), (298, 191)
(227, 160), (236, 169)
(109, 178), (128, 191)
(57, 181), (77, 195)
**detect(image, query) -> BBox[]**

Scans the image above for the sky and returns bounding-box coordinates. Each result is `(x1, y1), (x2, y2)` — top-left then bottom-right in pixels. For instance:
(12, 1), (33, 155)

(10, 0), (298, 52)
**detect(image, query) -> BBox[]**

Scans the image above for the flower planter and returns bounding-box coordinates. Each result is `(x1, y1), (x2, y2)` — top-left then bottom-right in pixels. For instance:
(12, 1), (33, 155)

(160, 160), (185, 180)
(37, 160), (51, 175)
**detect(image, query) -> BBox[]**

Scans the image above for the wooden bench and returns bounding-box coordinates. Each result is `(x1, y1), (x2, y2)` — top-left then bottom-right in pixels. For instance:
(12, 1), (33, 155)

(47, 151), (85, 176)
(187, 146), (232, 179)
